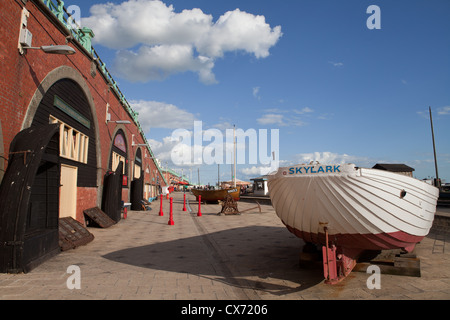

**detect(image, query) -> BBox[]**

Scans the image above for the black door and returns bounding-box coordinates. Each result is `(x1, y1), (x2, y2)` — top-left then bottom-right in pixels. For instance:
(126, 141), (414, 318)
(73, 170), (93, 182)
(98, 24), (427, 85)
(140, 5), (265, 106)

(131, 177), (144, 210)
(101, 162), (123, 223)
(0, 125), (60, 273)
(22, 159), (60, 271)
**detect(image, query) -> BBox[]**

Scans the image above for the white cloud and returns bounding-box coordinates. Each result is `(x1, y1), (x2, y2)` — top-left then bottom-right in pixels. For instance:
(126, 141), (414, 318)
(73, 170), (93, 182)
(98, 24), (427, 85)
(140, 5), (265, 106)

(196, 9), (282, 59)
(294, 152), (351, 164)
(438, 106), (450, 115)
(147, 136), (176, 162)
(292, 152), (374, 168)
(130, 99), (197, 131)
(316, 113), (331, 120)
(416, 110), (428, 119)
(257, 109), (310, 127)
(240, 165), (273, 177)
(263, 108), (286, 113)
(210, 118), (233, 131)
(83, 0), (282, 84)
(114, 45), (217, 84)
(253, 86), (260, 100)
(417, 106), (450, 119)
(148, 133), (202, 166)
(293, 107), (314, 114)
(328, 61), (344, 67)
(83, 1), (211, 49)
(257, 114), (286, 126)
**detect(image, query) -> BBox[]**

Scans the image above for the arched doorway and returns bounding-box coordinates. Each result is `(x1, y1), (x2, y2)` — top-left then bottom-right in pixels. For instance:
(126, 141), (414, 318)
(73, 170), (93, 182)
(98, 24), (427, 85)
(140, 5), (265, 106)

(102, 129), (128, 221)
(0, 72), (99, 273)
(30, 78), (97, 220)
(22, 66), (102, 208)
(109, 129), (128, 178)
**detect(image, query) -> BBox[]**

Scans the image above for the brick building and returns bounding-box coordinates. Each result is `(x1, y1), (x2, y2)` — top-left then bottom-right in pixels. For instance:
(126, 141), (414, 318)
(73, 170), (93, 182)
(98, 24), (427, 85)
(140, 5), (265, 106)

(162, 168), (190, 191)
(372, 163), (415, 178)
(0, 0), (167, 272)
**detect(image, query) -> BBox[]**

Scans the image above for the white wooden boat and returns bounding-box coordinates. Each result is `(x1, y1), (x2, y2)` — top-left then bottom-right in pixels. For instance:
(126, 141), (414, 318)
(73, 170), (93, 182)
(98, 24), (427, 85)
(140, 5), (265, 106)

(267, 163), (439, 283)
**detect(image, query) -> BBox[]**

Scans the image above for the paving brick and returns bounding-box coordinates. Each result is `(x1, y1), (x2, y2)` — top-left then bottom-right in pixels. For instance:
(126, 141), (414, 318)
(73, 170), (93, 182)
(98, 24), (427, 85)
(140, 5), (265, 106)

(0, 192), (449, 301)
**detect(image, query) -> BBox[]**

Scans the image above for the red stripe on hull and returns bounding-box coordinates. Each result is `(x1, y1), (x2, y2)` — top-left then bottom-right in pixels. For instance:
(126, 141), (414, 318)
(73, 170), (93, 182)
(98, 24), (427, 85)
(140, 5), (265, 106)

(285, 225), (423, 252)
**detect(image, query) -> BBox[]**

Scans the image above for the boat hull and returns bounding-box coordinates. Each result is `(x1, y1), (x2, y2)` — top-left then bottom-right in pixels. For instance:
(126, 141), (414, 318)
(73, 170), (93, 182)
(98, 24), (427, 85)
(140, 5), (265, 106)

(285, 225), (424, 253)
(191, 187), (240, 202)
(267, 163), (439, 252)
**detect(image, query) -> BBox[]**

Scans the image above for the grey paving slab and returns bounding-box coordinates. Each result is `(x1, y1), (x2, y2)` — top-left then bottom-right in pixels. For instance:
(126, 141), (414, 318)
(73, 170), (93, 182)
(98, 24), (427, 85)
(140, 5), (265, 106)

(0, 192), (449, 300)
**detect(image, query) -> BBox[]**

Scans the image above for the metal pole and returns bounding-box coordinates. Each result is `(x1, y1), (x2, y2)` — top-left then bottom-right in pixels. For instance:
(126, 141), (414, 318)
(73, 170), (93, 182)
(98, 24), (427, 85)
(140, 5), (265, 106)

(168, 197), (174, 225)
(429, 107), (440, 187)
(197, 195), (202, 217)
(159, 194), (164, 216)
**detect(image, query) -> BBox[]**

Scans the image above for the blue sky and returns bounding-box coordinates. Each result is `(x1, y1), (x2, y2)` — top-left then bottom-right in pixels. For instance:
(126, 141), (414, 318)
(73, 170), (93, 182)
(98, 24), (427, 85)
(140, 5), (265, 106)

(71, 0), (449, 185)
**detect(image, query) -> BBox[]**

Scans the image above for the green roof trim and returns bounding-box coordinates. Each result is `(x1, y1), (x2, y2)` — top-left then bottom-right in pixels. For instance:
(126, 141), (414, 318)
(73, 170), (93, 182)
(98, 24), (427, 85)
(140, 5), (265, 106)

(39, 0), (168, 185)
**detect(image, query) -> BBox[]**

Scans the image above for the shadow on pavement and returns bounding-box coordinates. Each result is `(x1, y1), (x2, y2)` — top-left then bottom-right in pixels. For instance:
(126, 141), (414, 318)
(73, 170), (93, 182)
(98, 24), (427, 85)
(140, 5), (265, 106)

(102, 226), (324, 295)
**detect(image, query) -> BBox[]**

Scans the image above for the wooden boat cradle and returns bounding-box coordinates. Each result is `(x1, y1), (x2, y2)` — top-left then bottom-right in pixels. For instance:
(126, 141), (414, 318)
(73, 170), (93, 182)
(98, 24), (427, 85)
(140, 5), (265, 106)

(219, 195), (240, 215)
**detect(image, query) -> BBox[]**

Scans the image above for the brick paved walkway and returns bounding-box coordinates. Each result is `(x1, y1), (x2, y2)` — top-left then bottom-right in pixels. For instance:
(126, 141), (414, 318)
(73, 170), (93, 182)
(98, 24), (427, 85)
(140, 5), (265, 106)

(0, 192), (449, 300)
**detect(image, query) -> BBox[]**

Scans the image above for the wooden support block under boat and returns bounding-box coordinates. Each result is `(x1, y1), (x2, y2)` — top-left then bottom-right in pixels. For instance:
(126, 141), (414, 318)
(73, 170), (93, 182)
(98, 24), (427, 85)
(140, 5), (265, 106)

(353, 249), (421, 277)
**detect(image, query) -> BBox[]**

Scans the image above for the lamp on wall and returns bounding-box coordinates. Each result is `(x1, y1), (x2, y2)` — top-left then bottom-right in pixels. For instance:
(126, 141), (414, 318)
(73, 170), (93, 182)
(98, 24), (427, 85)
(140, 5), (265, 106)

(22, 45), (76, 55)
(105, 109), (131, 124)
(107, 120), (131, 124)
(131, 134), (147, 147)
(18, 8), (76, 56)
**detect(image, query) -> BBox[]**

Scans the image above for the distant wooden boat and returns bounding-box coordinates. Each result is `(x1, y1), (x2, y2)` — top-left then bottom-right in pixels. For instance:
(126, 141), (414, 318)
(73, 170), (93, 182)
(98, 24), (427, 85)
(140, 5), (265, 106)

(191, 187), (240, 203)
(192, 125), (241, 203)
(267, 163), (439, 284)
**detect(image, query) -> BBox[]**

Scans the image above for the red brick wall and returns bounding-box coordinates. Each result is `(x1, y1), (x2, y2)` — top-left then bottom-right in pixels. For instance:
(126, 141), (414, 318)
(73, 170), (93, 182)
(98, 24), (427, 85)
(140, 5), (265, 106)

(76, 187), (97, 222)
(0, 0), (166, 223)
